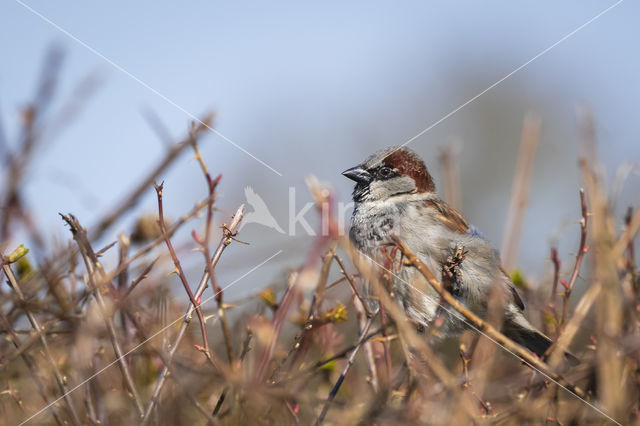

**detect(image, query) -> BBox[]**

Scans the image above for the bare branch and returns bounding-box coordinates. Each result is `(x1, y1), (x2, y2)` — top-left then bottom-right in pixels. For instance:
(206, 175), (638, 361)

(60, 213), (144, 417)
(142, 204), (245, 423)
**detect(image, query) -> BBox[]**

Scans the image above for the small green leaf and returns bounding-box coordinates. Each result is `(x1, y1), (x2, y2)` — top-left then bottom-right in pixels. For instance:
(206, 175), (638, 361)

(7, 244), (29, 263)
(320, 360), (336, 372)
(321, 302), (348, 324)
(510, 269), (528, 290)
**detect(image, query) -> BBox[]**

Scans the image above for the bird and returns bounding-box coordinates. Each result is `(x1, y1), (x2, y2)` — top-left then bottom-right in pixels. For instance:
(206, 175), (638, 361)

(240, 186), (285, 234)
(342, 145), (561, 359)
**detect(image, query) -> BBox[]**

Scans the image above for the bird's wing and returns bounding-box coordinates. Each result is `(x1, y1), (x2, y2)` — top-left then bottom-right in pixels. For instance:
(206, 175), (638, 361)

(425, 198), (469, 234)
(429, 198), (525, 310)
(500, 265), (526, 311)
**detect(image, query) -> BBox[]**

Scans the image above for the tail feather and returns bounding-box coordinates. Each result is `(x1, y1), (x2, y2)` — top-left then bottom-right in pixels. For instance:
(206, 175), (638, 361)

(505, 325), (553, 357)
(503, 318), (579, 365)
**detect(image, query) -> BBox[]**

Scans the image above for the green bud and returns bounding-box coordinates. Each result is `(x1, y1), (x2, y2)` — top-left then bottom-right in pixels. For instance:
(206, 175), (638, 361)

(7, 244), (29, 263)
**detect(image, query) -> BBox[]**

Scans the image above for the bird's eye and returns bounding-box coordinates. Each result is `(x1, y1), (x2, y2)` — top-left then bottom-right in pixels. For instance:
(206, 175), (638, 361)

(378, 166), (394, 178)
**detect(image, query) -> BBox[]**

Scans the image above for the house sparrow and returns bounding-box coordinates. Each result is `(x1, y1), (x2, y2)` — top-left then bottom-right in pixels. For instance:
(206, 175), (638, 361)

(342, 146), (555, 358)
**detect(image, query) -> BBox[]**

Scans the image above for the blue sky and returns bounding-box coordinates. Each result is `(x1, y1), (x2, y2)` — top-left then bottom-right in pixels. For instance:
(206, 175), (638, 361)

(1, 1), (638, 297)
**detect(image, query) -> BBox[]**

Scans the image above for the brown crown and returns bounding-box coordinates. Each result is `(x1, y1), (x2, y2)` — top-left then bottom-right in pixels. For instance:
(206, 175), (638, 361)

(382, 148), (435, 193)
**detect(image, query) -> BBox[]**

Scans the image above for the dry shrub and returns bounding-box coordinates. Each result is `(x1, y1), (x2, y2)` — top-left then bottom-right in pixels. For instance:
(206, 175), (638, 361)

(1, 49), (638, 426)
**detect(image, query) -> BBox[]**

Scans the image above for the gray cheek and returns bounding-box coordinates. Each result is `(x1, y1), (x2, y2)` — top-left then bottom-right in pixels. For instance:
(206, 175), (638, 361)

(368, 176), (416, 199)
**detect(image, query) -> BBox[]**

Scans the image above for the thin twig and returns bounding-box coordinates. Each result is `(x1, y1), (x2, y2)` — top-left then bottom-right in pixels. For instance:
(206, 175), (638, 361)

(0, 309), (65, 426)
(103, 192), (216, 285)
(89, 113), (213, 241)
(191, 139), (235, 366)
(333, 254), (372, 318)
(549, 247), (561, 314)
(355, 297), (379, 393)
(560, 188), (589, 328)
(61, 213), (145, 417)
(500, 113), (541, 271)
(283, 244), (337, 377)
(122, 304), (221, 425)
(315, 309), (378, 425)
(213, 330), (253, 416)
(119, 256), (159, 301)
(154, 182), (213, 364)
(142, 205), (245, 423)
(2, 263), (81, 426)
(614, 203), (640, 261)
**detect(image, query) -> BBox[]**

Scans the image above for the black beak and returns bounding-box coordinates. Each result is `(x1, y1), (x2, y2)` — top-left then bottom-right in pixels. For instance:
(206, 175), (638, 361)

(342, 166), (372, 184)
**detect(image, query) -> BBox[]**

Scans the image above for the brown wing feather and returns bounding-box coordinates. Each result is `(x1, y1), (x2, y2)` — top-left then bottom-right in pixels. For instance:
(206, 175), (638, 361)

(426, 199), (469, 234)
(425, 199), (525, 309)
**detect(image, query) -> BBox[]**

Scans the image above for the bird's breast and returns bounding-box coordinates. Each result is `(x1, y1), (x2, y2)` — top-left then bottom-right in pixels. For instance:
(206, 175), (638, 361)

(350, 203), (396, 254)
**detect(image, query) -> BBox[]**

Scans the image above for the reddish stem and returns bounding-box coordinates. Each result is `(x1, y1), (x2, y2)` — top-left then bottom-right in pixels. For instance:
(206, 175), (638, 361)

(154, 182), (214, 365)
(560, 189), (589, 328)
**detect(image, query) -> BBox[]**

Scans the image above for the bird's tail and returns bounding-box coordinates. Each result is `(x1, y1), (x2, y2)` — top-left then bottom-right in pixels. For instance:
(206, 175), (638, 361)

(503, 316), (579, 365)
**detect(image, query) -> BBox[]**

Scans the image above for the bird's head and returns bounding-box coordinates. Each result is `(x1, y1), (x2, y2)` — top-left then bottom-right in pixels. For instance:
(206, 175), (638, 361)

(342, 146), (435, 203)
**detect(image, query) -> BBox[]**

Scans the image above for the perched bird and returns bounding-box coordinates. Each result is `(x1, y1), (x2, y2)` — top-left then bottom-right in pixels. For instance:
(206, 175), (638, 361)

(342, 146), (556, 358)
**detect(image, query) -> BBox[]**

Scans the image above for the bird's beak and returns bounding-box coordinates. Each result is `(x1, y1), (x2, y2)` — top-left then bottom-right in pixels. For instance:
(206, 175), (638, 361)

(342, 166), (372, 184)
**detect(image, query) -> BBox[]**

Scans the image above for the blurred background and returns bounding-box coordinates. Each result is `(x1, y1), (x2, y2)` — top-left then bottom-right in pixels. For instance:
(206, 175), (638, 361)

(1, 0), (638, 299)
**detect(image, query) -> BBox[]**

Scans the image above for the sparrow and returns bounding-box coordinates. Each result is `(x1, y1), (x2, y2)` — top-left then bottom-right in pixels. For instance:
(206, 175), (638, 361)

(342, 146), (556, 359)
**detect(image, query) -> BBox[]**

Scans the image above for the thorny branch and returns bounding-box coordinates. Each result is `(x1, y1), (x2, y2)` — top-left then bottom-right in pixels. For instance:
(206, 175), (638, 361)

(560, 188), (589, 328)
(154, 182), (214, 365)
(190, 139), (235, 366)
(315, 309), (379, 426)
(0, 296), (69, 426)
(89, 113), (213, 241)
(61, 213), (145, 417)
(142, 204), (245, 423)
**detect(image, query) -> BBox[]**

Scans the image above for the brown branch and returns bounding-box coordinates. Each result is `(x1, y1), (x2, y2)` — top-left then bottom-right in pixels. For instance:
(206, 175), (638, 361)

(560, 188), (589, 328)
(278, 324), (390, 383)
(459, 345), (493, 415)
(333, 254), (372, 318)
(314, 309), (378, 426)
(614, 203), (640, 260)
(61, 213), (144, 417)
(142, 204), (245, 423)
(500, 113), (541, 270)
(549, 247), (561, 313)
(190, 139), (235, 367)
(119, 256), (159, 302)
(624, 206), (636, 272)
(2, 263), (81, 425)
(0, 308), (66, 426)
(254, 233), (334, 383)
(154, 182), (213, 363)
(283, 243), (337, 376)
(213, 330), (254, 416)
(548, 282), (601, 369)
(103, 192), (216, 285)
(116, 233), (131, 372)
(89, 112), (213, 241)
(121, 306), (221, 425)
(355, 296), (379, 393)
(333, 253), (379, 392)
(0, 318), (59, 368)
